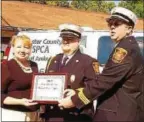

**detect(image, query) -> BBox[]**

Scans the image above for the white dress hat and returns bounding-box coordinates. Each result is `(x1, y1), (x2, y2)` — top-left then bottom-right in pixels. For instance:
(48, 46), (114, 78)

(107, 7), (137, 26)
(59, 23), (82, 38)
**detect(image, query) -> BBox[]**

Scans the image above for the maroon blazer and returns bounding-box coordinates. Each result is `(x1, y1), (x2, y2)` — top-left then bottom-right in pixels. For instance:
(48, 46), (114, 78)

(45, 49), (99, 118)
(1, 59), (39, 112)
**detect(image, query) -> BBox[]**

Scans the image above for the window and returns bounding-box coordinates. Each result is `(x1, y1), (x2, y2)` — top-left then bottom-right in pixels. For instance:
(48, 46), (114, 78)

(97, 36), (114, 65)
(98, 36), (144, 65)
(135, 36), (144, 57)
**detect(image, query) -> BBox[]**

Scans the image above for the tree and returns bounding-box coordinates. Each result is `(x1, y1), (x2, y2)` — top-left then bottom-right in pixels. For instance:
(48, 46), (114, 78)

(70, 0), (115, 13)
(70, 0), (89, 10)
(23, 0), (116, 14)
(45, 0), (58, 6)
(118, 0), (144, 18)
(57, 0), (70, 8)
(105, 2), (116, 13)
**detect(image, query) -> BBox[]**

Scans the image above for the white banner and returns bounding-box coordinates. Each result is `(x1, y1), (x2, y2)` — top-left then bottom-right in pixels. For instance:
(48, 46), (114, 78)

(8, 31), (62, 73)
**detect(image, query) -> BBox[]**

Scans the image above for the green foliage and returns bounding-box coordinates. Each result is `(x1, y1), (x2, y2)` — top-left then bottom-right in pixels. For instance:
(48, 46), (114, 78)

(45, 1), (59, 6)
(24, 0), (46, 4)
(118, 1), (144, 18)
(70, 0), (115, 13)
(23, 0), (116, 13)
(45, 0), (69, 7)
(134, 2), (144, 18)
(70, 0), (89, 10)
(44, 0), (142, 19)
(105, 2), (116, 13)
(23, 0), (144, 18)
(56, 0), (69, 7)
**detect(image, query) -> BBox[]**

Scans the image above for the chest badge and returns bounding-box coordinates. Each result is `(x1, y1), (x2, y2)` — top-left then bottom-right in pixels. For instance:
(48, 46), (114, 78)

(76, 60), (79, 63)
(70, 75), (75, 83)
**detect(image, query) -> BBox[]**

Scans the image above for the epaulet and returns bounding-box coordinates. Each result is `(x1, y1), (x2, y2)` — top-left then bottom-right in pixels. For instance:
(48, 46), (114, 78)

(46, 56), (56, 71)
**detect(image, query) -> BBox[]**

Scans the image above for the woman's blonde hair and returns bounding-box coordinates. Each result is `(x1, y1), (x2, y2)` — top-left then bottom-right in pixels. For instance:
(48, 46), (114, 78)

(11, 35), (32, 48)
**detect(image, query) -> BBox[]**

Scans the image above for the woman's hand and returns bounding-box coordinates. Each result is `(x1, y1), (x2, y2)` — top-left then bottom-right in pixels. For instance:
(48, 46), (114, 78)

(20, 98), (38, 106)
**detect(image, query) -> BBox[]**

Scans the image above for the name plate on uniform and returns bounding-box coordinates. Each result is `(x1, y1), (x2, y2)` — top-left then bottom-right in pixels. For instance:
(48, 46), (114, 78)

(30, 73), (67, 104)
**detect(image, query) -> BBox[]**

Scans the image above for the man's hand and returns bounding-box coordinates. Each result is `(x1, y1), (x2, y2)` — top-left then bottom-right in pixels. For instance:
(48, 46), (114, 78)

(58, 96), (75, 108)
(64, 89), (76, 97)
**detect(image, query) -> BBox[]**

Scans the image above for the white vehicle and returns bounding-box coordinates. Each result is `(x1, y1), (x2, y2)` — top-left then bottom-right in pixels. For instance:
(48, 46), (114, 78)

(3, 30), (144, 73)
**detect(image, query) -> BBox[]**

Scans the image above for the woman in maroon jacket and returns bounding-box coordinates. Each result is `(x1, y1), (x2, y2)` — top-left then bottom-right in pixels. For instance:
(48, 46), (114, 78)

(1, 35), (40, 121)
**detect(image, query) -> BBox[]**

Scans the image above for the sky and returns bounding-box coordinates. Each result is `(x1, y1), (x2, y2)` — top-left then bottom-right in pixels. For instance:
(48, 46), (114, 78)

(106, 0), (121, 6)
(114, 0), (121, 6)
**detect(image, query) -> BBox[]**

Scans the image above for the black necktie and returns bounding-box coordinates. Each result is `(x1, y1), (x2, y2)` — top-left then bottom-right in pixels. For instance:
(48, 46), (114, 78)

(59, 56), (69, 71)
(62, 56), (69, 66)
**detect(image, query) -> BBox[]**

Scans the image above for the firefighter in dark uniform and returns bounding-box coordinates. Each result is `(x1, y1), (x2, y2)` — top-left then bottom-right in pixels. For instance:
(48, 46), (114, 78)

(44, 23), (100, 122)
(58, 7), (144, 121)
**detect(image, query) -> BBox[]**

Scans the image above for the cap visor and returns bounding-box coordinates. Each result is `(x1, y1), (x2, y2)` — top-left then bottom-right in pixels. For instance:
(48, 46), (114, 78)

(106, 15), (129, 23)
(60, 34), (78, 38)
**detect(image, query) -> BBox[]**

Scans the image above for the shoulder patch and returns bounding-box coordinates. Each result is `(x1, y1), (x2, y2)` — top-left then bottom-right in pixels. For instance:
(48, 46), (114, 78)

(92, 61), (100, 73)
(112, 47), (128, 63)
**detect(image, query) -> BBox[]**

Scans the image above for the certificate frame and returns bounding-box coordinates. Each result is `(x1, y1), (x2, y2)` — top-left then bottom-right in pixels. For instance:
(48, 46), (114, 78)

(30, 73), (67, 104)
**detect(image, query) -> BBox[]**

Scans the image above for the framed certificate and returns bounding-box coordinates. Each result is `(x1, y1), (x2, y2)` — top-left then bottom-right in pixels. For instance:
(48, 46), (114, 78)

(30, 73), (67, 104)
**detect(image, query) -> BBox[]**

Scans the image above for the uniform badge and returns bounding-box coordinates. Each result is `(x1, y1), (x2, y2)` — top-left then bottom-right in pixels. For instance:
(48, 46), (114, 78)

(92, 62), (100, 73)
(70, 75), (75, 83)
(112, 47), (127, 63)
(76, 60), (79, 63)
